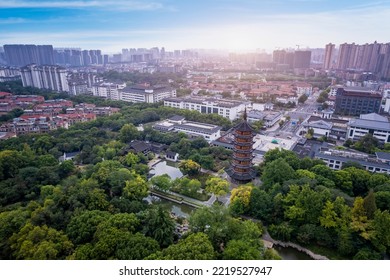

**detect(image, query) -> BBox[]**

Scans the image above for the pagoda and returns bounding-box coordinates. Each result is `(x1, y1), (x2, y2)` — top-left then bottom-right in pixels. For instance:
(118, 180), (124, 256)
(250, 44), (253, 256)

(226, 108), (256, 183)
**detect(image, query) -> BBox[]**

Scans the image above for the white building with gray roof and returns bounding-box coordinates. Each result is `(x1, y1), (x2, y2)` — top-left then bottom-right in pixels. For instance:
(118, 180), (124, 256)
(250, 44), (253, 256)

(120, 84), (176, 103)
(163, 97), (246, 121)
(315, 148), (390, 174)
(153, 117), (221, 142)
(347, 113), (390, 143)
(303, 120), (333, 137)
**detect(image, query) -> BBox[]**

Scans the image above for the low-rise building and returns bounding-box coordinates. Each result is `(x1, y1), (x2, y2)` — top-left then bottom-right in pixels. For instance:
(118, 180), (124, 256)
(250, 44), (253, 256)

(120, 84), (176, 103)
(246, 110), (265, 123)
(276, 96), (298, 105)
(153, 117), (221, 142)
(315, 147), (390, 174)
(57, 113), (96, 125)
(59, 152), (80, 162)
(10, 116), (58, 135)
(263, 111), (282, 127)
(163, 97), (246, 121)
(303, 120), (332, 137)
(247, 110), (282, 128)
(294, 82), (313, 95)
(347, 113), (390, 143)
(165, 151), (179, 162)
(301, 116), (348, 141)
(92, 82), (126, 100)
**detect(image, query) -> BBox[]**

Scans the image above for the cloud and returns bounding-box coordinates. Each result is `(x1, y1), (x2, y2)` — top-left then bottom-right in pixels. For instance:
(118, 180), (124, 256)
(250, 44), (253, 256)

(0, 0), (164, 10)
(1, 1), (389, 52)
(0, 17), (27, 23)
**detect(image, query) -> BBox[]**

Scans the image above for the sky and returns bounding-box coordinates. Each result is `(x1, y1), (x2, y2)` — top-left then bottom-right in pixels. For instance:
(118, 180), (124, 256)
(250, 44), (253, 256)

(1, 0), (390, 53)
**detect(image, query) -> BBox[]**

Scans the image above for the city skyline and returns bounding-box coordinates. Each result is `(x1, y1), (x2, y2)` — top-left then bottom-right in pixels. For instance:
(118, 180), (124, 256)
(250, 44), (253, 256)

(1, 0), (390, 53)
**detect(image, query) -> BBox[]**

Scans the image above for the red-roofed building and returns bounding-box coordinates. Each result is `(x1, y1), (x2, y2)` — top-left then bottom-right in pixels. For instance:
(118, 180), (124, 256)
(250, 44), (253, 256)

(0, 92), (12, 98)
(35, 99), (73, 109)
(57, 113), (96, 125)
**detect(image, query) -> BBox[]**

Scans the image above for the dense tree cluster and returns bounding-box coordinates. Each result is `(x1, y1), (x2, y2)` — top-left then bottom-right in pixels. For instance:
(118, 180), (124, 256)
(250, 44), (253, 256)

(230, 148), (390, 259)
(1, 81), (389, 260)
(0, 91), (272, 260)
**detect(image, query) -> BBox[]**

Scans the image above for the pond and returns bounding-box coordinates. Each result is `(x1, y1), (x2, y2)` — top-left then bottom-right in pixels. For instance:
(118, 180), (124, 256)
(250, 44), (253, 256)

(146, 195), (195, 218)
(149, 160), (183, 180)
(147, 196), (313, 260)
(153, 198), (195, 218)
(274, 245), (313, 260)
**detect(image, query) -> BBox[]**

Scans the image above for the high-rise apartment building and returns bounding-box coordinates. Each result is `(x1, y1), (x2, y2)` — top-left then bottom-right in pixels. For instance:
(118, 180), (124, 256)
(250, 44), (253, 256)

(324, 43), (335, 70)
(21, 64), (69, 92)
(4, 44), (54, 66)
(337, 43), (356, 70)
(272, 50), (286, 64)
(335, 41), (390, 79)
(273, 49), (311, 69)
(293, 50), (311, 69)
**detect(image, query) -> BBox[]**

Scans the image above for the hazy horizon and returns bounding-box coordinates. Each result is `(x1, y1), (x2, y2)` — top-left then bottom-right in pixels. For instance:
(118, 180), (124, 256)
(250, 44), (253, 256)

(1, 0), (390, 53)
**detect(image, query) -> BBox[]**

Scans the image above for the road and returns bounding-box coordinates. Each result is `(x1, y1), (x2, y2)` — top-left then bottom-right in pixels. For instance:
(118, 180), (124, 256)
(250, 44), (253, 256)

(264, 90), (321, 139)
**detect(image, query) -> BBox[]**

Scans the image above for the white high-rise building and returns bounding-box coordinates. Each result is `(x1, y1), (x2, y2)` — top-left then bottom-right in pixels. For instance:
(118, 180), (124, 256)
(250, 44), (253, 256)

(21, 64), (69, 92)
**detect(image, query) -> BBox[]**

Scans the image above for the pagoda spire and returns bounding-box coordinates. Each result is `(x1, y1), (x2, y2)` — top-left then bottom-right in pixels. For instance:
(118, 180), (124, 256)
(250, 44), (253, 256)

(243, 107), (247, 121)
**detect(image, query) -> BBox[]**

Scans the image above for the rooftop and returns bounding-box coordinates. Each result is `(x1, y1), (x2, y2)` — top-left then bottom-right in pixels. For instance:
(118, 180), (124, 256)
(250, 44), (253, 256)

(304, 120), (333, 130)
(168, 115), (185, 122)
(175, 121), (221, 134)
(359, 113), (388, 122)
(164, 96), (244, 108)
(375, 151), (390, 161)
(349, 113), (390, 131)
(122, 85), (173, 94)
(316, 149), (390, 170)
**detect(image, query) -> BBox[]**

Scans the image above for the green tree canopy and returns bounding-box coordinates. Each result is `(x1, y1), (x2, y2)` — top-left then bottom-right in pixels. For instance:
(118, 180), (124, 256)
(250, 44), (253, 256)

(119, 124), (140, 143)
(123, 173), (149, 201)
(66, 210), (110, 245)
(222, 239), (261, 260)
(150, 174), (171, 192)
(261, 158), (296, 188)
(178, 159), (201, 176)
(148, 233), (215, 260)
(143, 205), (176, 248)
(10, 223), (73, 260)
(205, 177), (229, 200)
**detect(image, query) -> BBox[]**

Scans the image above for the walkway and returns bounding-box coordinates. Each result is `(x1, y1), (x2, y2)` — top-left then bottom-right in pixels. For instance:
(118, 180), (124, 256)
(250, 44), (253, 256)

(150, 189), (216, 208)
(148, 158), (162, 168)
(262, 231), (329, 260)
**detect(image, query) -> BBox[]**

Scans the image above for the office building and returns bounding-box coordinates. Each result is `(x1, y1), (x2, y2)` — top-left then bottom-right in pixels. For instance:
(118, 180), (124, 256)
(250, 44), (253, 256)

(120, 85), (176, 103)
(164, 97), (245, 121)
(347, 113), (390, 143)
(334, 87), (382, 115)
